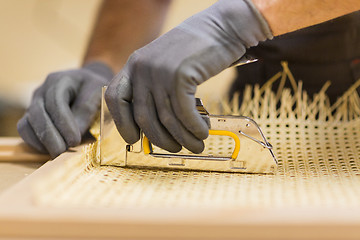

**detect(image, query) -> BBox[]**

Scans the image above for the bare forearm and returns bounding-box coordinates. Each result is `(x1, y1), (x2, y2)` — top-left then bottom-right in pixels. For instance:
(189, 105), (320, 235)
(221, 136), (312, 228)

(83, 0), (171, 72)
(252, 0), (360, 36)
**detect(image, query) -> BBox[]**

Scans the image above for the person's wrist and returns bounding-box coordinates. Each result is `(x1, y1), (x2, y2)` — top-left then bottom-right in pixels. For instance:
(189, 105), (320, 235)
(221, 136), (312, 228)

(214, 0), (273, 47)
(83, 61), (114, 81)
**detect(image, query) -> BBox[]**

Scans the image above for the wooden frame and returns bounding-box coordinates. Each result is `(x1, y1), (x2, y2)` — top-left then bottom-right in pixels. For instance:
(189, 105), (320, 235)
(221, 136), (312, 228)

(0, 145), (360, 239)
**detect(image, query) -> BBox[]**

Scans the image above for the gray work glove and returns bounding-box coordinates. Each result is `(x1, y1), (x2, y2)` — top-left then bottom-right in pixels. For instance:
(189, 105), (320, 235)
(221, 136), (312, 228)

(18, 62), (113, 158)
(105, 0), (273, 153)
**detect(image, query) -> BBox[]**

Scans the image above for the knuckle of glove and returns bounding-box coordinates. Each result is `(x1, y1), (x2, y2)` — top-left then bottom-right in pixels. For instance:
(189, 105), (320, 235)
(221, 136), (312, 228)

(127, 51), (144, 70)
(83, 69), (109, 86)
(104, 83), (119, 108)
(128, 50), (157, 76)
(44, 72), (62, 86)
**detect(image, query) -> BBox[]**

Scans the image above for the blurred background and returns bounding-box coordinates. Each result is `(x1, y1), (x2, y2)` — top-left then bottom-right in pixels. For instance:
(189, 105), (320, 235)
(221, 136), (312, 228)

(0, 0), (235, 136)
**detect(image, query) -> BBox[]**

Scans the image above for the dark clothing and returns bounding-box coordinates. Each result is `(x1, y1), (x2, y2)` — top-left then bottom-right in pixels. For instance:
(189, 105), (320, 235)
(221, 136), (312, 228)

(230, 11), (360, 103)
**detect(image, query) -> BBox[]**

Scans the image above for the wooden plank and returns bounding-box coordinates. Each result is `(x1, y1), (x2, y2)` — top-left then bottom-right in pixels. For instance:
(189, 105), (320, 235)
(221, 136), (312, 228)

(0, 146), (360, 239)
(0, 162), (44, 194)
(0, 137), (49, 162)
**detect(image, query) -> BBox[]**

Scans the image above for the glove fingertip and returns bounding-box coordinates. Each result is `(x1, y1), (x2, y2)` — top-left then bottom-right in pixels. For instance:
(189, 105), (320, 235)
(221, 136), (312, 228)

(191, 144), (205, 154)
(163, 143), (182, 153)
(186, 139), (205, 154)
(49, 146), (67, 159)
(17, 117), (48, 153)
(192, 121), (209, 140)
(65, 130), (82, 148)
(117, 123), (140, 145)
(44, 133), (67, 159)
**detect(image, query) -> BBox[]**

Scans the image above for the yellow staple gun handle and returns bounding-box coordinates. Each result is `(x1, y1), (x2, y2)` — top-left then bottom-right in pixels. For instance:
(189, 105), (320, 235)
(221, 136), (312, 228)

(143, 130), (240, 160)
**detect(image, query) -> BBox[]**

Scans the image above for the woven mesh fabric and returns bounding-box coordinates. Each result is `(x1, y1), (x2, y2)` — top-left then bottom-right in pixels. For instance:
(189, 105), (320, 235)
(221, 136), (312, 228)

(34, 62), (360, 209)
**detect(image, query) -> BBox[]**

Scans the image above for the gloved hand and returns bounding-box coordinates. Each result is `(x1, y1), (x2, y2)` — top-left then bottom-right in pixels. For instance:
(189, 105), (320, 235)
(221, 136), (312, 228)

(105, 0), (273, 153)
(18, 62), (113, 158)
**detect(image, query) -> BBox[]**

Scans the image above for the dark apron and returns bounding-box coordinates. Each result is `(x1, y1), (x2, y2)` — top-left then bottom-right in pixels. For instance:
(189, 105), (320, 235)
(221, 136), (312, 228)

(229, 11), (360, 104)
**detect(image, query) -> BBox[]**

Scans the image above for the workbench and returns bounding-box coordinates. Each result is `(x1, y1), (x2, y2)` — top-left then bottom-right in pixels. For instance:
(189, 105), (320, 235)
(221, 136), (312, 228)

(0, 137), (48, 194)
(0, 161), (43, 194)
(0, 134), (360, 240)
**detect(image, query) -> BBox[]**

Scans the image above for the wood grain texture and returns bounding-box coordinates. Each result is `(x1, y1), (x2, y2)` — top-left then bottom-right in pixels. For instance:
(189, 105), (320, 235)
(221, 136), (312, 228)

(0, 137), (49, 162)
(0, 145), (359, 239)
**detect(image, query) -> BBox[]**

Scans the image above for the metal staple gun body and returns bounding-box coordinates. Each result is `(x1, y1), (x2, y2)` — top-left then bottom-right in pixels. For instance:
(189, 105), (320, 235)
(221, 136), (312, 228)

(100, 88), (277, 173)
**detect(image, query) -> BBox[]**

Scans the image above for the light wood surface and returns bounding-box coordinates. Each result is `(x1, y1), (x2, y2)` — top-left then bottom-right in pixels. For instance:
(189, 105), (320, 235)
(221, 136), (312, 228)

(0, 162), (44, 194)
(0, 137), (49, 162)
(0, 145), (360, 239)
(0, 137), (48, 194)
